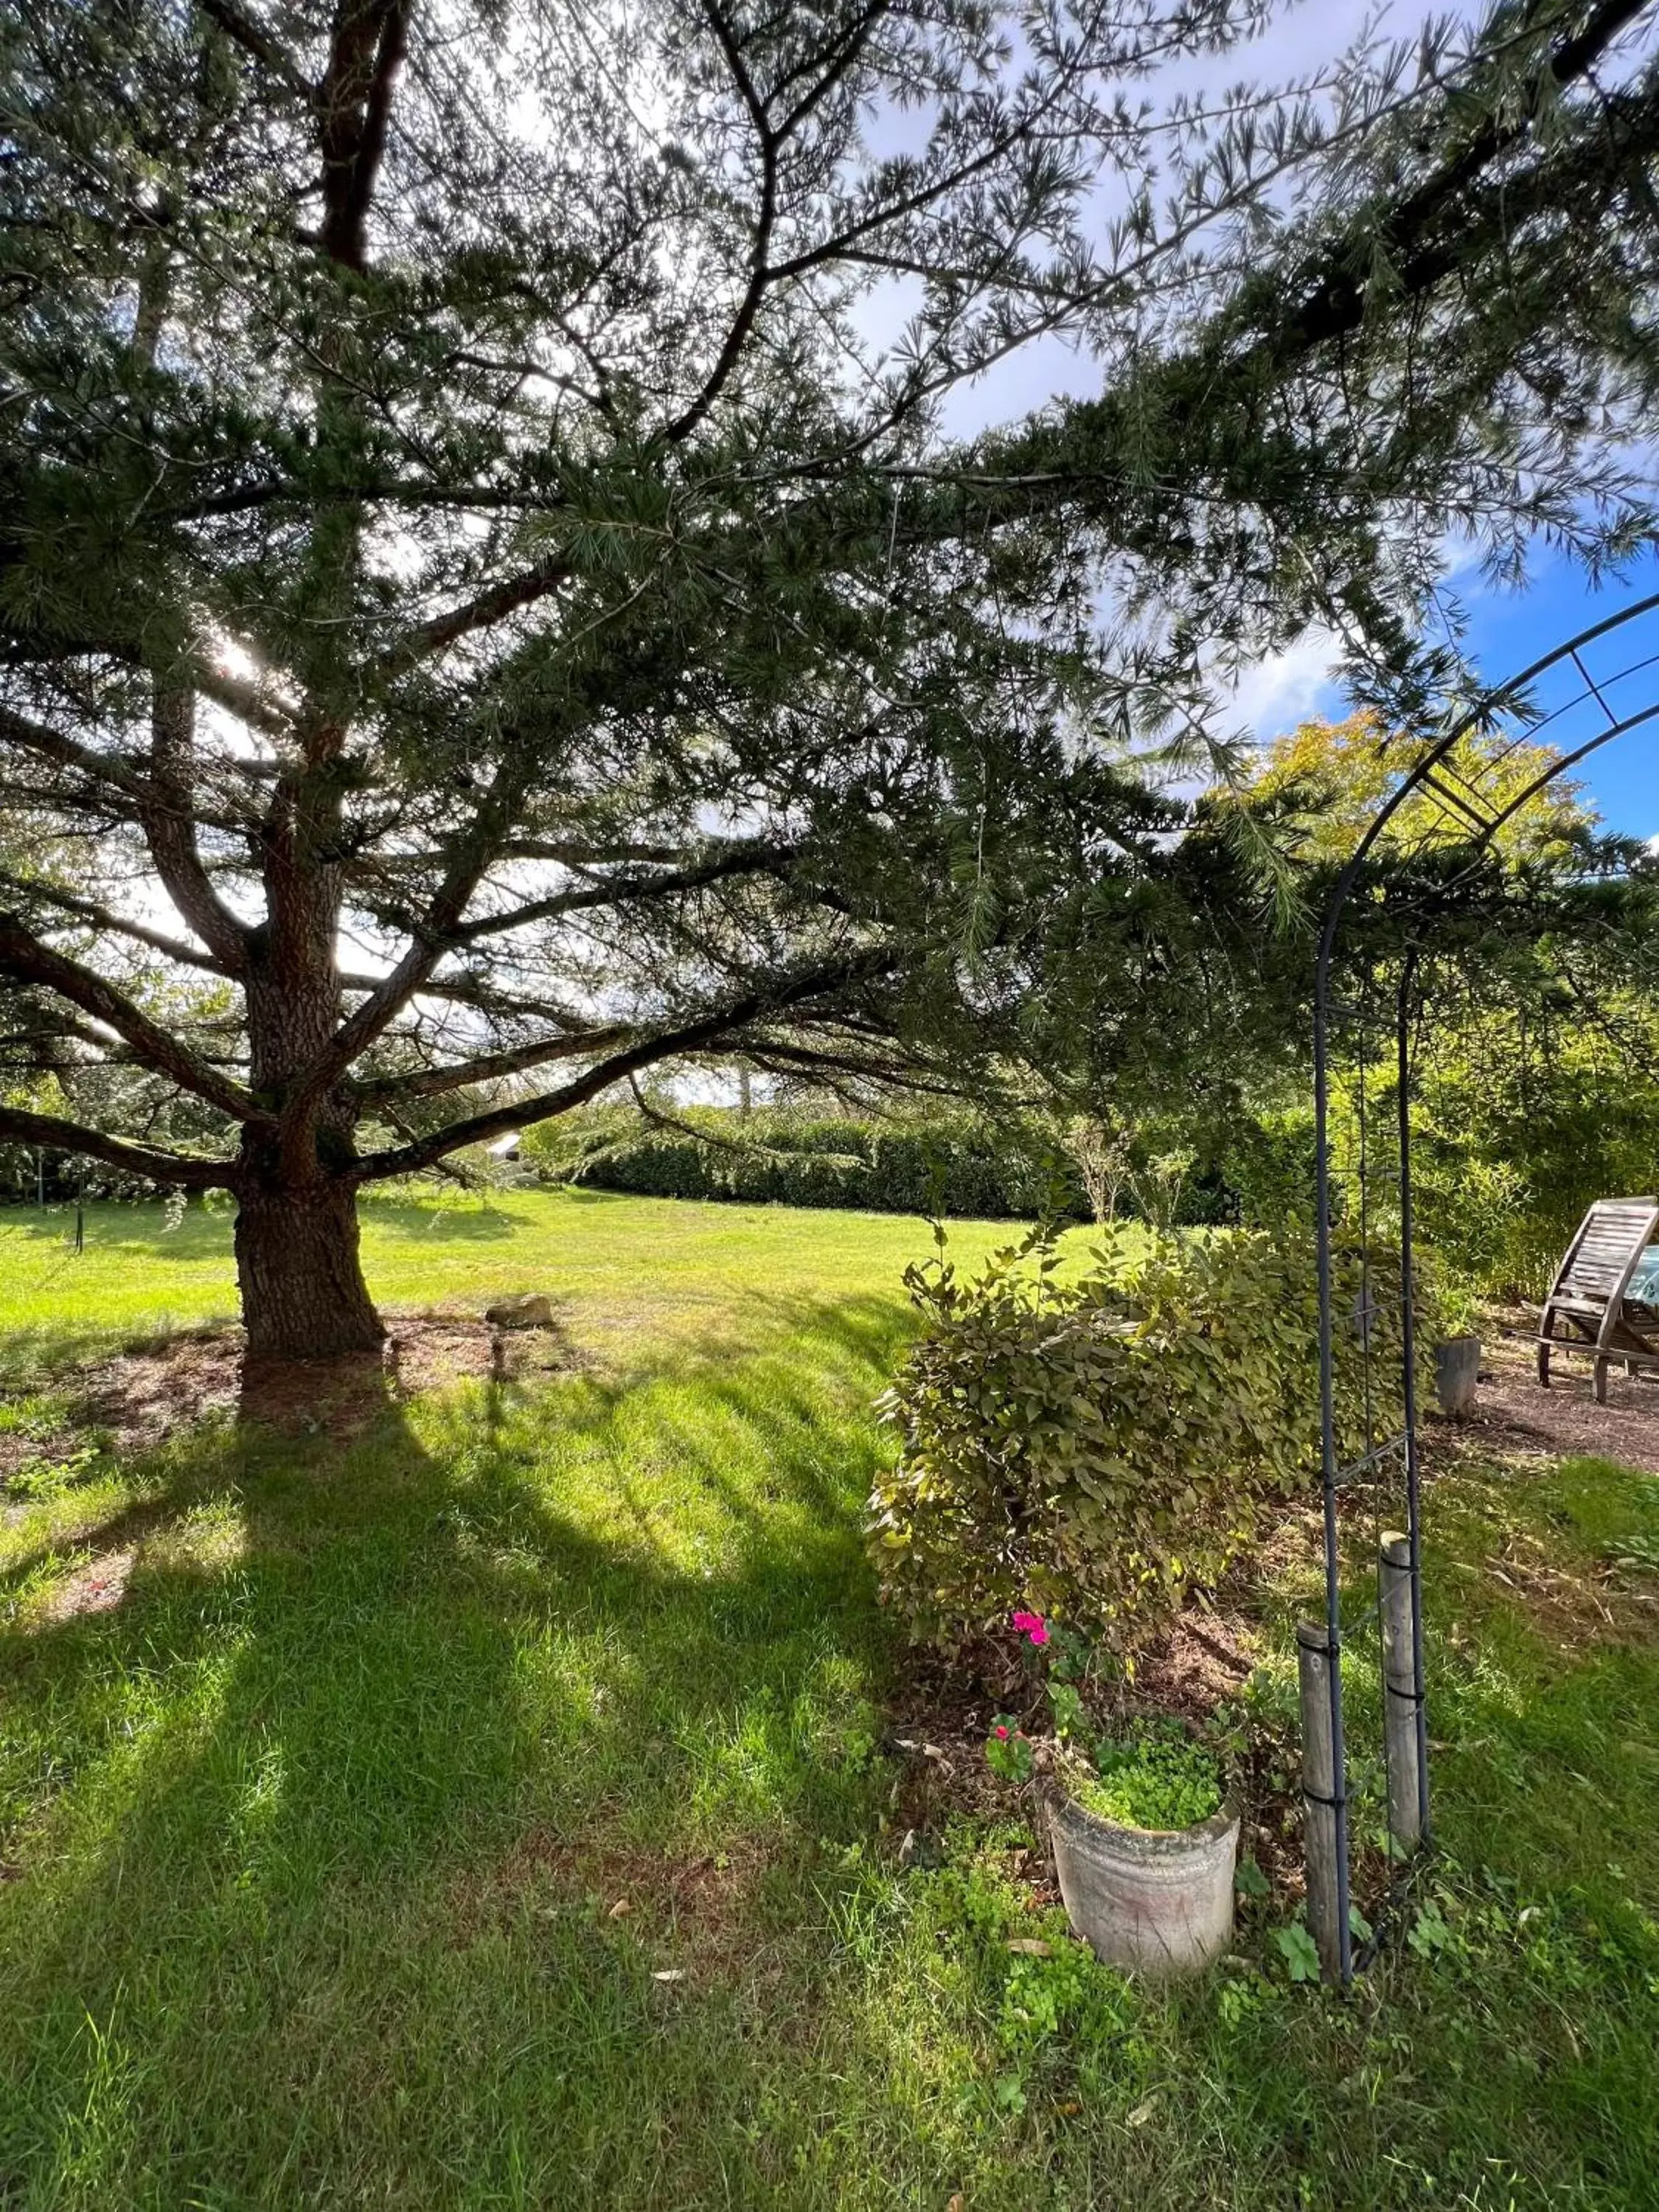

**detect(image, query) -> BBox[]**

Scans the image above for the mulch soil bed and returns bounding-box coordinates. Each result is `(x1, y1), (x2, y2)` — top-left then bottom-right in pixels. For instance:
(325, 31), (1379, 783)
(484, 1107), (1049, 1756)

(1447, 1309), (1659, 1475)
(0, 1309), (580, 1476)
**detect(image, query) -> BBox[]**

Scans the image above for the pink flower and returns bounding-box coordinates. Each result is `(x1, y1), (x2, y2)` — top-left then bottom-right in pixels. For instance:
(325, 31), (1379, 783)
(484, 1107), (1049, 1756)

(1011, 1610), (1048, 1646)
(993, 1725), (1010, 1740)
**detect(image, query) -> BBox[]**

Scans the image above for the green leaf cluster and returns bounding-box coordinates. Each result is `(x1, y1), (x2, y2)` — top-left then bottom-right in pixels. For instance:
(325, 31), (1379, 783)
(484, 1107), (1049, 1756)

(984, 1719), (1034, 1784)
(869, 1225), (1439, 1649)
(1063, 1722), (1223, 1834)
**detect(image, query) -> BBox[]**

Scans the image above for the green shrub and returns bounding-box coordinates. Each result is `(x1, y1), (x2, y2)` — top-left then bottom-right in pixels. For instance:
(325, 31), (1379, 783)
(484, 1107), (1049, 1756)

(1220, 1110), (1316, 1232)
(868, 1226), (1438, 1652)
(1220, 1017), (1659, 1306)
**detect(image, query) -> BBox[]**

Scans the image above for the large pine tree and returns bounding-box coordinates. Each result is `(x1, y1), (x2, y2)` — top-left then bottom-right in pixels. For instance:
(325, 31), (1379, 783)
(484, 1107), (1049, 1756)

(2, 0), (1656, 1356)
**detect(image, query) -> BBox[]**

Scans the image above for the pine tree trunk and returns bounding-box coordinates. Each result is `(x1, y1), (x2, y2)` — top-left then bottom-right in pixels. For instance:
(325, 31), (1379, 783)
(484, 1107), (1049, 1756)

(234, 1175), (384, 1360)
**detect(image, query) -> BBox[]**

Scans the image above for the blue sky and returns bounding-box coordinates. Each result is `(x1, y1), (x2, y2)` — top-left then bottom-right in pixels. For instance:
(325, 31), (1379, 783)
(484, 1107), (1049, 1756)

(1453, 558), (1659, 842)
(1228, 554), (1659, 842)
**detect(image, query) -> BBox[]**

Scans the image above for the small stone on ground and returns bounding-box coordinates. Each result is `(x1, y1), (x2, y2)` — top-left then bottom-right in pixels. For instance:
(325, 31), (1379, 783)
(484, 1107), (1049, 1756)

(484, 1293), (554, 1329)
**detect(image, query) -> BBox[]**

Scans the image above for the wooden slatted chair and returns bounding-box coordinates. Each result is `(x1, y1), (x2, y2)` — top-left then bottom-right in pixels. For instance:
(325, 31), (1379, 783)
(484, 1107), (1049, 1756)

(1536, 1197), (1659, 1403)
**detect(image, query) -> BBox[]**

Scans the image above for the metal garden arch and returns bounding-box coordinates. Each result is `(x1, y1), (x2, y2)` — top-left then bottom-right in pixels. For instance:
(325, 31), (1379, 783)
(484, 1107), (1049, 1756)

(1310, 589), (1659, 1982)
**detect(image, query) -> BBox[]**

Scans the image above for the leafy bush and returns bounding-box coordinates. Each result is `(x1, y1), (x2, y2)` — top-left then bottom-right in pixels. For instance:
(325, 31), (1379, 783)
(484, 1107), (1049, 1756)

(869, 1226), (1439, 1652)
(1411, 1044), (1659, 1301)
(1220, 1110), (1317, 1234)
(1221, 998), (1659, 1305)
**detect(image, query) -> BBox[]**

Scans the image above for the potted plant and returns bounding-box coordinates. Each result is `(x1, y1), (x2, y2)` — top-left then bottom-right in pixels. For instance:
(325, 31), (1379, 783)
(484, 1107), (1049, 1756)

(1432, 1285), (1482, 1419)
(986, 1614), (1239, 1978)
(1041, 1723), (1239, 1978)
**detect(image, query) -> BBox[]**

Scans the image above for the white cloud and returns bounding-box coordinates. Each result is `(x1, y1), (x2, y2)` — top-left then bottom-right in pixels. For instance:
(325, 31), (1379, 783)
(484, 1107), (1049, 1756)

(1228, 627), (1344, 742)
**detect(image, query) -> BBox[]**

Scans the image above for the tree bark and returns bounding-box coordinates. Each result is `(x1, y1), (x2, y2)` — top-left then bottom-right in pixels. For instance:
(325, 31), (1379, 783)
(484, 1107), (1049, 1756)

(234, 1175), (384, 1359)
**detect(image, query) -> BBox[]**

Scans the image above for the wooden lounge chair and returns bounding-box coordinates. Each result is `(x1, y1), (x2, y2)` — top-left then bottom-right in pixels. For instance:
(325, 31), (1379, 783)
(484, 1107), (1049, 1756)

(1536, 1197), (1659, 1404)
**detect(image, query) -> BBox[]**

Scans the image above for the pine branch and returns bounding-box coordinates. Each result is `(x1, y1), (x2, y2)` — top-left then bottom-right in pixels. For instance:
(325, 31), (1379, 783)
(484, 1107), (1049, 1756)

(375, 551), (574, 678)
(0, 1105), (236, 1189)
(142, 689), (253, 971)
(353, 1023), (633, 1103)
(317, 0), (410, 273)
(0, 914), (261, 1123)
(349, 949), (899, 1181)
(0, 706), (149, 804)
(663, 0), (783, 446)
(197, 0), (318, 105)
(0, 872), (237, 975)
(280, 747), (543, 1126)
(448, 841), (797, 945)
(1232, 0), (1657, 374)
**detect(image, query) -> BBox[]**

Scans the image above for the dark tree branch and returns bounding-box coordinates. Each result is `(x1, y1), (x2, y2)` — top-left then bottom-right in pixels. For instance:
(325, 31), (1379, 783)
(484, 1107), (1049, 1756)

(318, 0), (408, 274)
(773, 0), (891, 138)
(0, 1105), (235, 1189)
(737, 1034), (962, 1095)
(142, 688), (254, 970)
(0, 705), (149, 801)
(657, 0), (888, 446)
(5, 1013), (251, 1071)
(0, 873), (237, 975)
(282, 748), (540, 1127)
(664, 1), (782, 445)
(196, 0), (318, 103)
(335, 969), (591, 1023)
(354, 1022), (633, 1103)
(1211, 0), (1655, 380)
(348, 949), (898, 1180)
(188, 658), (296, 740)
(447, 840), (796, 943)
(375, 552), (574, 677)
(355, 841), (689, 872)
(502, 838), (686, 865)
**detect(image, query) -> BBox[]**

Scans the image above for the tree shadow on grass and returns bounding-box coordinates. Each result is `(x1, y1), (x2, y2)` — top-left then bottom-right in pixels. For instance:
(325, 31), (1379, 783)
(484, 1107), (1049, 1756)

(0, 1298), (925, 2208)
(3, 1310), (1659, 2208)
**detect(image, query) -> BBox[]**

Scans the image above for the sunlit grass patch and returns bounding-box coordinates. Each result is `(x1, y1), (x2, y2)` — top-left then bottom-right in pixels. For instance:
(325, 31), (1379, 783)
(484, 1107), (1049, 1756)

(0, 1194), (1654, 2208)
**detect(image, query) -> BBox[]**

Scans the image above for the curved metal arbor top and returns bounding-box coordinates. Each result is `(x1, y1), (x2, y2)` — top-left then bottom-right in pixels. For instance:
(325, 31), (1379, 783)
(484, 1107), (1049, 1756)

(1310, 588), (1659, 1983)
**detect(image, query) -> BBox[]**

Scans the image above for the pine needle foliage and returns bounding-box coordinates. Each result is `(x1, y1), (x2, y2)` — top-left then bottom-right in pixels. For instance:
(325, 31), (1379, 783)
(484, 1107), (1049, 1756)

(1, 0), (1657, 1350)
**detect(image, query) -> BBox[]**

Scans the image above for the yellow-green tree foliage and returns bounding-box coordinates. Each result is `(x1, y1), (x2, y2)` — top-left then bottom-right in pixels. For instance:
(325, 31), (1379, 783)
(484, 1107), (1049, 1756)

(1250, 711), (1590, 869)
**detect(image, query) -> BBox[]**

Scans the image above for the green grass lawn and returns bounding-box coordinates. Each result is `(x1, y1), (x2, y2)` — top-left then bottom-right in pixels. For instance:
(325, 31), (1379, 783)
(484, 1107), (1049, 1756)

(1, 1194), (1657, 2210)
(0, 1187), (1023, 1373)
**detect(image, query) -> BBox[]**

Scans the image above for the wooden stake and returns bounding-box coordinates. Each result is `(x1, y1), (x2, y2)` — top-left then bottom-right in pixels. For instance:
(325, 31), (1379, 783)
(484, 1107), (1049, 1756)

(1379, 1531), (1425, 1853)
(1297, 1621), (1343, 1982)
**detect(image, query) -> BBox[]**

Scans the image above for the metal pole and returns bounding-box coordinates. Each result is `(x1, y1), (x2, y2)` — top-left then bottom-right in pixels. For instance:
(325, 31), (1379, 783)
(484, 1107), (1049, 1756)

(1312, 957), (1354, 1982)
(1378, 1532), (1425, 1853)
(1300, 605), (1658, 1976)
(1297, 1621), (1344, 1981)
(1395, 956), (1431, 1843)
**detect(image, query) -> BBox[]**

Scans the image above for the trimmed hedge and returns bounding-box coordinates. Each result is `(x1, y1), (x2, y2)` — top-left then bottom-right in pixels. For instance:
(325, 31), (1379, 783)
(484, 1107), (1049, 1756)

(529, 1107), (1086, 1220)
(868, 1226), (1439, 1652)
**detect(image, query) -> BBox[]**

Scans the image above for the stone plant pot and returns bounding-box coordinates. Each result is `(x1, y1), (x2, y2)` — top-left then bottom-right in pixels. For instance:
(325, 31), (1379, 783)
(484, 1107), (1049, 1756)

(1433, 1333), (1481, 1419)
(1041, 1778), (1239, 1979)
